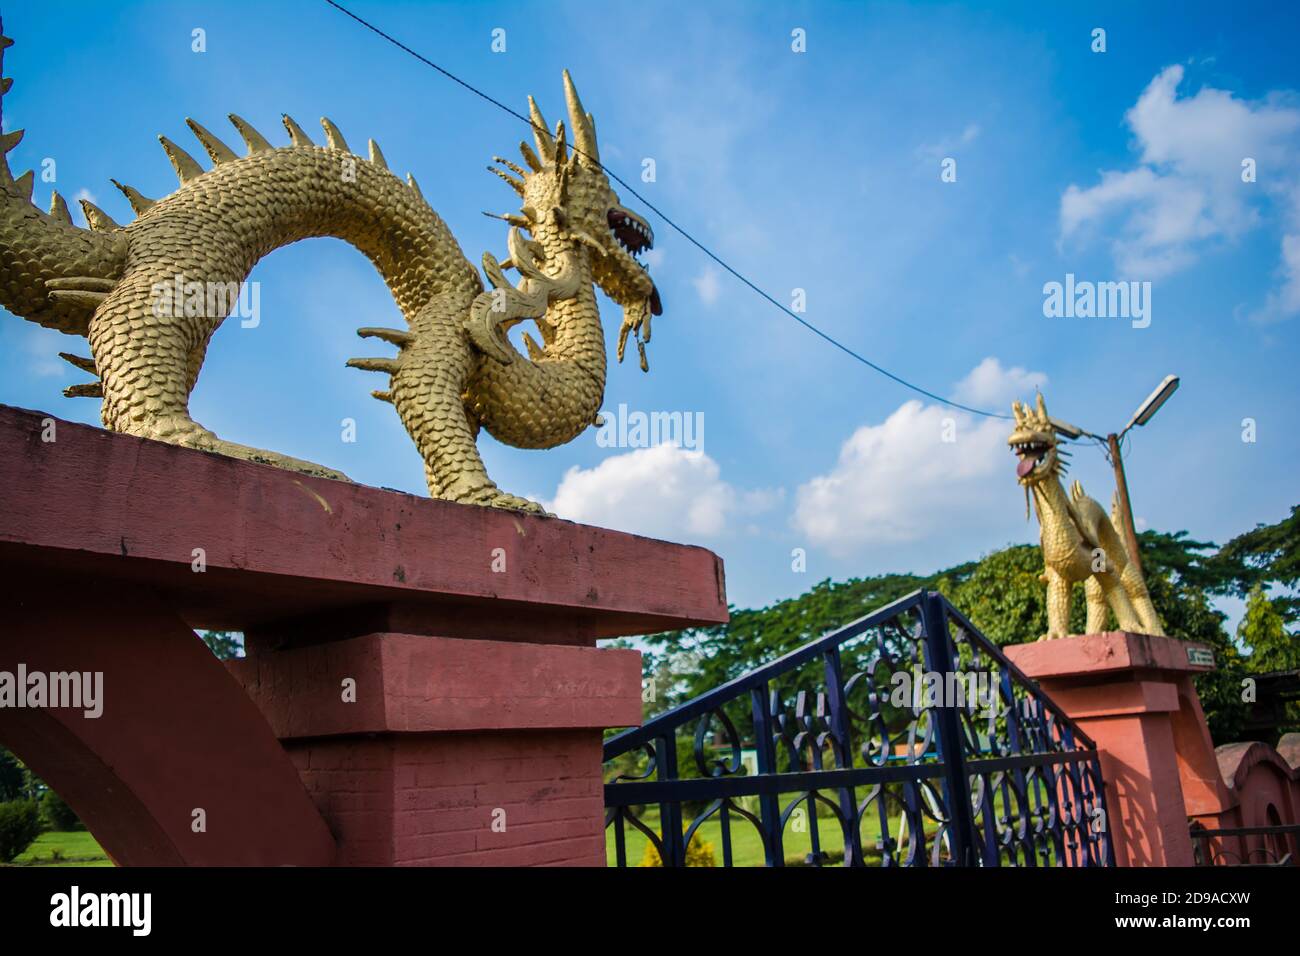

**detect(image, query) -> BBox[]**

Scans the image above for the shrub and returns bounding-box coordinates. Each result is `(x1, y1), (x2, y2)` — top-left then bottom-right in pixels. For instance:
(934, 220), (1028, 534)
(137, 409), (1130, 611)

(0, 800), (44, 863)
(639, 832), (716, 867)
(40, 790), (84, 831)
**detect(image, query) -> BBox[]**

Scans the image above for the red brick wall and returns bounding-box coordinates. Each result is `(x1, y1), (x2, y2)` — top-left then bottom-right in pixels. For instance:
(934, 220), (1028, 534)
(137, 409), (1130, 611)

(287, 731), (606, 866)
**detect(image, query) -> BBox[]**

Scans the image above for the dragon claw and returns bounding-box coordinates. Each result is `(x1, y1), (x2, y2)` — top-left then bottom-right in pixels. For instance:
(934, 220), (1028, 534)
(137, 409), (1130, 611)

(458, 483), (550, 516)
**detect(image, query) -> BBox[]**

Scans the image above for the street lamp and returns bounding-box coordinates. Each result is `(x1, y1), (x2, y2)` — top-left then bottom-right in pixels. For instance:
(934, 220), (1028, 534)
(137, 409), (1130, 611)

(1049, 375), (1179, 577)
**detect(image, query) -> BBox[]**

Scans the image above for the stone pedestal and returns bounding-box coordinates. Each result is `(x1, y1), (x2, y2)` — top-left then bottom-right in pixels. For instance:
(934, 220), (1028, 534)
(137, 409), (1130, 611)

(1005, 632), (1217, 867)
(228, 633), (642, 865)
(0, 405), (728, 866)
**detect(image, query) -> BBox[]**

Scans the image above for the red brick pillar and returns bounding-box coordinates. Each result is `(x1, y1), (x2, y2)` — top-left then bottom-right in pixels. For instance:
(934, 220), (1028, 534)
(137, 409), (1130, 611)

(229, 633), (641, 865)
(1005, 632), (1217, 867)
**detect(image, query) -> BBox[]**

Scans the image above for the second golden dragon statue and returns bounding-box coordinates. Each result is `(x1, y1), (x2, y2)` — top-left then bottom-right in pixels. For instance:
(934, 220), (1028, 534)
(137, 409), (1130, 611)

(1008, 393), (1165, 640)
(0, 21), (660, 513)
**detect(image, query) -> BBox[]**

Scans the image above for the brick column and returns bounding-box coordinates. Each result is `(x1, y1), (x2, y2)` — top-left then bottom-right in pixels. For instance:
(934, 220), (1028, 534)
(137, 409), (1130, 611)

(1005, 632), (1217, 867)
(229, 633), (641, 865)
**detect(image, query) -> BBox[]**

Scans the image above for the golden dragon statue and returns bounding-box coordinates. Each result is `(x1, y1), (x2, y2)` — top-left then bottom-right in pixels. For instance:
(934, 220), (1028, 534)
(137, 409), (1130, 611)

(1008, 393), (1165, 640)
(0, 20), (660, 513)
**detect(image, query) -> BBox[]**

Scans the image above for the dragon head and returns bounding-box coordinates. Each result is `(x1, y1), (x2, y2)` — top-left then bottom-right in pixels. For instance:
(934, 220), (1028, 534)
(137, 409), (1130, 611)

(1008, 393), (1061, 487)
(486, 71), (660, 369)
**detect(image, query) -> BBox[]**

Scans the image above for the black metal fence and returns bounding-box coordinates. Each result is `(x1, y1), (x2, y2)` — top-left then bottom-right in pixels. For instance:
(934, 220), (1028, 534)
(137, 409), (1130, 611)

(1190, 822), (1300, 866)
(604, 590), (1114, 867)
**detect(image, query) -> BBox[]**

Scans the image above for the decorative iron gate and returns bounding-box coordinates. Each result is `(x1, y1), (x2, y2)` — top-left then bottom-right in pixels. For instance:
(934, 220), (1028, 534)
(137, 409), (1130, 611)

(604, 590), (1114, 867)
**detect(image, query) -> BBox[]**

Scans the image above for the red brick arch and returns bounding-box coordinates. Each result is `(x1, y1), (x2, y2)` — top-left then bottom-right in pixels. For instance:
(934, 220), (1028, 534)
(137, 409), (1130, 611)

(1, 577), (336, 866)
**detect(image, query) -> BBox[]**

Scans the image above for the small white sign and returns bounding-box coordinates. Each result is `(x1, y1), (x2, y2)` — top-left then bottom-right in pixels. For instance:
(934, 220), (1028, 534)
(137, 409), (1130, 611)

(1187, 646), (1215, 668)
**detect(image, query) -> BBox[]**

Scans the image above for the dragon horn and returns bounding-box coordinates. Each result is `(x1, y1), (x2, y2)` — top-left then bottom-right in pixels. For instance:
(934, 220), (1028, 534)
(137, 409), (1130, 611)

(1035, 392), (1048, 421)
(527, 95), (555, 162)
(562, 69), (600, 168)
(553, 121), (568, 165)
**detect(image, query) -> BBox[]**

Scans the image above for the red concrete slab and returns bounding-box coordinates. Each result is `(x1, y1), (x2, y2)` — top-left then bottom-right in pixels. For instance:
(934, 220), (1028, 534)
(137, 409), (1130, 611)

(1006, 631), (1215, 680)
(0, 404), (728, 641)
(229, 633), (644, 737)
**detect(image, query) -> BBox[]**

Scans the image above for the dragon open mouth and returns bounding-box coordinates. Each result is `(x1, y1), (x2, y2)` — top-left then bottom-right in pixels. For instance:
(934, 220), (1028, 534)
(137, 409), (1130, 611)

(609, 207), (653, 254)
(607, 207), (662, 316)
(1012, 441), (1050, 478)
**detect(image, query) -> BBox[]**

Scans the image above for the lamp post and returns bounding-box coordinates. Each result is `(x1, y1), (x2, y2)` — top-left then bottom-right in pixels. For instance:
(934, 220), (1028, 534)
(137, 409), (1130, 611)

(1049, 375), (1179, 578)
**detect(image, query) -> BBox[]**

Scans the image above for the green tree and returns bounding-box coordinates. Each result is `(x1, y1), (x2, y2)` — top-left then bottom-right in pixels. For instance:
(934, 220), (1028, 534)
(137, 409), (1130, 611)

(201, 630), (243, 660)
(1238, 585), (1298, 672)
(1214, 506), (1300, 626)
(0, 747), (27, 802)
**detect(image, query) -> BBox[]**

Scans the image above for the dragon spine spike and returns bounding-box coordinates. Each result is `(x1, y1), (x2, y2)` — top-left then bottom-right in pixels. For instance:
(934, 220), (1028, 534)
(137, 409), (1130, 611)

(561, 70), (599, 167)
(488, 165), (525, 196)
(371, 390), (393, 403)
(483, 211), (530, 229)
(0, 77), (10, 94)
(492, 156), (528, 178)
(13, 168), (33, 201)
(356, 326), (413, 346)
(527, 95), (555, 161)
(110, 179), (156, 216)
(0, 128), (22, 155)
(48, 288), (108, 308)
(346, 357), (401, 375)
(523, 331), (545, 362)
(320, 117), (348, 152)
(281, 114), (314, 147)
(518, 141), (543, 172)
(78, 199), (120, 232)
(58, 351), (97, 373)
(535, 315), (557, 345)
(185, 118), (239, 165)
(367, 139), (387, 170)
(46, 276), (117, 292)
(406, 172), (423, 201)
(159, 135), (205, 184)
(48, 190), (72, 224)
(228, 113), (273, 153)
(63, 382), (103, 399)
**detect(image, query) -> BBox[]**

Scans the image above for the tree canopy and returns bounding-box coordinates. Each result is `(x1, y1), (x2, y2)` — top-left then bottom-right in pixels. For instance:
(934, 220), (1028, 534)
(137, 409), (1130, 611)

(639, 506), (1298, 745)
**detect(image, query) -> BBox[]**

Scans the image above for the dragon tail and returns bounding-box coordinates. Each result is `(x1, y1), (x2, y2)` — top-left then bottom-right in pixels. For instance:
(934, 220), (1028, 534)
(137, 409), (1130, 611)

(0, 17), (127, 338)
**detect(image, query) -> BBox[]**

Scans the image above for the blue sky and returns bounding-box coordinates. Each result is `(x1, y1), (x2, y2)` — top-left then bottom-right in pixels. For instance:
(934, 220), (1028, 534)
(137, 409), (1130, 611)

(2, 1), (1297, 618)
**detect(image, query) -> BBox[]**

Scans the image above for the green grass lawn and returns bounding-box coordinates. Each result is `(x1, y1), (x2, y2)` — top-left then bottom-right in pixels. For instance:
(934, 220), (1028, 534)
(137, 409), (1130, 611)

(9, 831), (113, 867)
(606, 801), (901, 867)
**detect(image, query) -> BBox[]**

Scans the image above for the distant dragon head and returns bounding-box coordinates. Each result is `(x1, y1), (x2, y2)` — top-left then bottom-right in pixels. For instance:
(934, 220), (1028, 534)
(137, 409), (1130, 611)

(485, 71), (660, 370)
(1008, 393), (1061, 487)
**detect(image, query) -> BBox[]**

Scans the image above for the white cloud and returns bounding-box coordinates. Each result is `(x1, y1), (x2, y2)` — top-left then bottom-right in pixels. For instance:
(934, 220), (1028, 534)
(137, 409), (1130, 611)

(1251, 232), (1300, 324)
(792, 360), (1046, 557)
(917, 123), (981, 160)
(1060, 64), (1300, 305)
(692, 266), (722, 306)
(953, 356), (1046, 409)
(548, 444), (776, 541)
